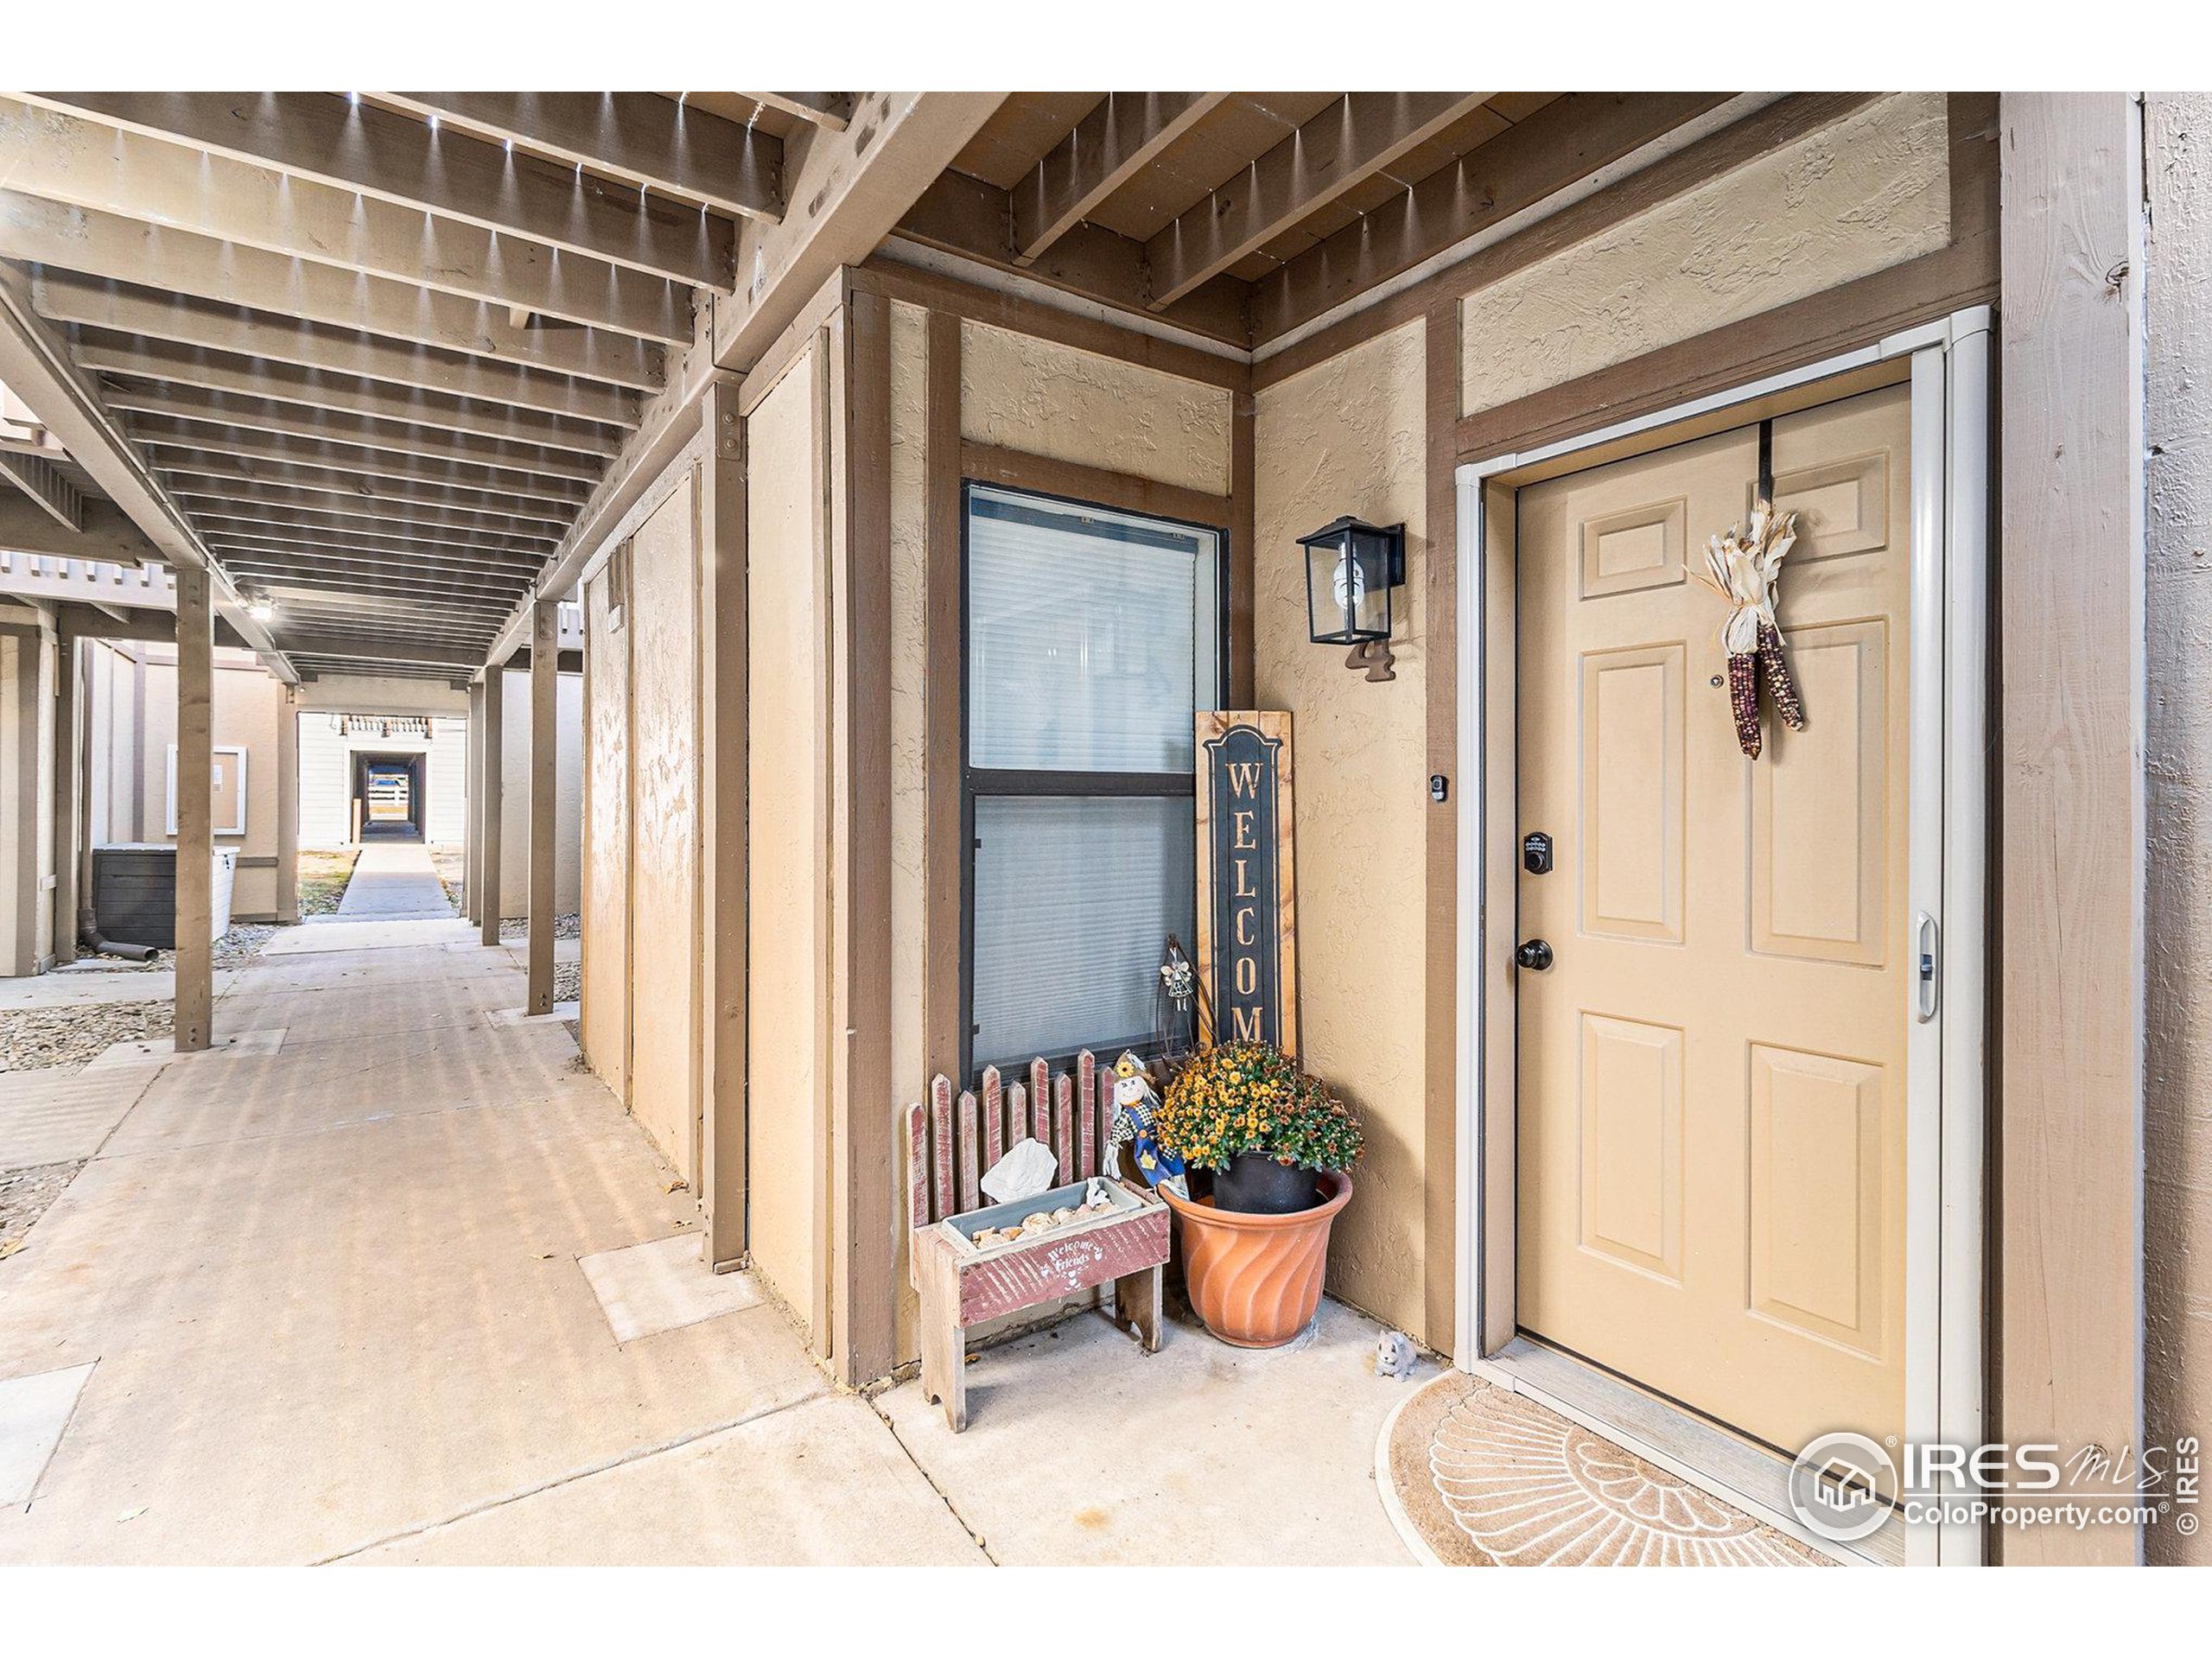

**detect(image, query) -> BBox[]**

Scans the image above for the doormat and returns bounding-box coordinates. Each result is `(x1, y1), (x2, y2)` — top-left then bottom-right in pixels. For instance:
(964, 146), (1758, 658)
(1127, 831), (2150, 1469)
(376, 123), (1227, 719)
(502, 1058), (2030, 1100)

(1378, 1370), (1828, 1567)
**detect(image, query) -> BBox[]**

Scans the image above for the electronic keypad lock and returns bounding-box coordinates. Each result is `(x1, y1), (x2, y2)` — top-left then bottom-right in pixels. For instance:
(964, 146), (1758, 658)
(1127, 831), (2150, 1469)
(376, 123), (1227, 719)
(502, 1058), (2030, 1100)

(1522, 831), (1554, 874)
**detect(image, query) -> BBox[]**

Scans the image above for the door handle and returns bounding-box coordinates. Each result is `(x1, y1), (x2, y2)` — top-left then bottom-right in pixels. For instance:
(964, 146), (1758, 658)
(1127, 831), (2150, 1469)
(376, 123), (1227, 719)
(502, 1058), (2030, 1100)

(1516, 938), (1554, 972)
(1916, 912), (1938, 1022)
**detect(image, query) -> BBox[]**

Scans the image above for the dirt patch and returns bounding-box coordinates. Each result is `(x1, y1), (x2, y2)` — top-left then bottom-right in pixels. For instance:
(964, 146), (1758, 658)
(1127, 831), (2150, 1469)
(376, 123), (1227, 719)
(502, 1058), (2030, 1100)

(0, 1160), (85, 1257)
(0, 1001), (175, 1074)
(297, 848), (359, 917)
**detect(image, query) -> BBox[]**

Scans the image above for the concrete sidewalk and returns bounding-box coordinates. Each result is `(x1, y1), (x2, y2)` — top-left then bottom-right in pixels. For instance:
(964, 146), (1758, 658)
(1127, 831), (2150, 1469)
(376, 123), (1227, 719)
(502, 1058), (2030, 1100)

(0, 918), (1409, 1566)
(331, 842), (454, 922)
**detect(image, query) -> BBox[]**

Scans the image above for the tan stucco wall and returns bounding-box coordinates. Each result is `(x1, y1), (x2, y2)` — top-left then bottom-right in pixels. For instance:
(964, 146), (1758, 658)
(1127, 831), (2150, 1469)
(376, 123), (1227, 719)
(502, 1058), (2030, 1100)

(626, 472), (701, 1184)
(2145, 89), (2210, 1568)
(493, 667), (583, 918)
(960, 320), (1232, 494)
(581, 563), (631, 1105)
(747, 353), (826, 1336)
(1460, 92), (1953, 419)
(0, 605), (56, 973)
(123, 652), (286, 922)
(1254, 320), (1432, 1340)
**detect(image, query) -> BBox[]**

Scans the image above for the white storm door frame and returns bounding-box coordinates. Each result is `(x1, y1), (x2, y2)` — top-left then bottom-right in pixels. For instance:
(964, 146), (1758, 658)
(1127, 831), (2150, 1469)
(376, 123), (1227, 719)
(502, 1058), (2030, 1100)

(1452, 306), (1993, 1568)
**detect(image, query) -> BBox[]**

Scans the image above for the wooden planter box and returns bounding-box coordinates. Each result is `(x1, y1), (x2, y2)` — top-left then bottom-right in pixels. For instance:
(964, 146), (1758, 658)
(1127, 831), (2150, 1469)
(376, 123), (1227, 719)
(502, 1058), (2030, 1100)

(906, 1059), (1170, 1432)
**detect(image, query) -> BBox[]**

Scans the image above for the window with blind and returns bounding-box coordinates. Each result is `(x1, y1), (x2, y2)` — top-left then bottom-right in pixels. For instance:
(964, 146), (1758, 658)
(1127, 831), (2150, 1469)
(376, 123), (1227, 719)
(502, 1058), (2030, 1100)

(963, 483), (1224, 1075)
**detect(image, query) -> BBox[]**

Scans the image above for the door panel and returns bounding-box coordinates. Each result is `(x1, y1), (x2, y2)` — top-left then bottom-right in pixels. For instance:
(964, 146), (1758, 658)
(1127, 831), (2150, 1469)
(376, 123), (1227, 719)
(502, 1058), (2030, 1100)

(1516, 383), (1914, 1456)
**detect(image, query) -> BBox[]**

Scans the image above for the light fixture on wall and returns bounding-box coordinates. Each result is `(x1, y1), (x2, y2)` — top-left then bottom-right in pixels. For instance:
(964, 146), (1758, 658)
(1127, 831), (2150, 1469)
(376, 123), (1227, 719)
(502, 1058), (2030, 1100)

(1299, 516), (1405, 683)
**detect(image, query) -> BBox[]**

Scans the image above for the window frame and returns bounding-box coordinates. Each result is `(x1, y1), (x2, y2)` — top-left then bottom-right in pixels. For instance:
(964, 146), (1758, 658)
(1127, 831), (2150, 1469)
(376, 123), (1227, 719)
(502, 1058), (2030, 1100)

(958, 477), (1231, 1084)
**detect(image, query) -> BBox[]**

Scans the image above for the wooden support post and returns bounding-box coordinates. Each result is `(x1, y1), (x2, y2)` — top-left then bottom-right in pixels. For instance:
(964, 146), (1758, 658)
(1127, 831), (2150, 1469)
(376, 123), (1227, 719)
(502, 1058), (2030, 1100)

(526, 598), (557, 1014)
(463, 678), (483, 925)
(51, 632), (80, 963)
(830, 286), (896, 1385)
(699, 378), (749, 1270)
(274, 683), (298, 925)
(479, 664), (503, 947)
(174, 564), (213, 1051)
(1997, 91), (2147, 1567)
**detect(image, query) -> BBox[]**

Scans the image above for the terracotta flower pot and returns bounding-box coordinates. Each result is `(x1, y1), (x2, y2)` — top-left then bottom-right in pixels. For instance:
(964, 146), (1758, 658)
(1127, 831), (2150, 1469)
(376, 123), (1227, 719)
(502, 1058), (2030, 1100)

(1161, 1170), (1352, 1348)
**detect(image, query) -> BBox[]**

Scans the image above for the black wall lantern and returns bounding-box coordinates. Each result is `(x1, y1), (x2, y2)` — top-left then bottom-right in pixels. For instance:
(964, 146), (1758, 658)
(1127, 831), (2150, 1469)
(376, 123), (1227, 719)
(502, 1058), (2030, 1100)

(1300, 515), (1407, 682)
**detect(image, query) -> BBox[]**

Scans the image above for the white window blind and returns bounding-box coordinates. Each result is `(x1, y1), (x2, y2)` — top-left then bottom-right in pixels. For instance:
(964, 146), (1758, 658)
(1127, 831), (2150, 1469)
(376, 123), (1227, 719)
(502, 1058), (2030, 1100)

(968, 488), (1218, 774)
(964, 485), (1221, 1071)
(972, 797), (1195, 1065)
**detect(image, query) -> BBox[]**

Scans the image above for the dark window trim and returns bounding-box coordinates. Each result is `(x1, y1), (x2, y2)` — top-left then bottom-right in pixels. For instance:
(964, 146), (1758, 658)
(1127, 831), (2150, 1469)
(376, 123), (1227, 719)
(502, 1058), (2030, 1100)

(958, 476), (1231, 1086)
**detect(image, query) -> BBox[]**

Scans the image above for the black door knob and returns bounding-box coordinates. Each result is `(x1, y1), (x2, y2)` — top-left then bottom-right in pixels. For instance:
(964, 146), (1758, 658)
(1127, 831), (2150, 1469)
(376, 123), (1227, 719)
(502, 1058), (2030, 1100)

(1516, 938), (1554, 971)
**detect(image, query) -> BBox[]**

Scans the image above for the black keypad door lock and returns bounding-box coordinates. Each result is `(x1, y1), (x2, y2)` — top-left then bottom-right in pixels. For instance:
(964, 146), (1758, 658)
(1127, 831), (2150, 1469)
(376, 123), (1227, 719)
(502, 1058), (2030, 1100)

(1522, 831), (1553, 874)
(1516, 938), (1554, 971)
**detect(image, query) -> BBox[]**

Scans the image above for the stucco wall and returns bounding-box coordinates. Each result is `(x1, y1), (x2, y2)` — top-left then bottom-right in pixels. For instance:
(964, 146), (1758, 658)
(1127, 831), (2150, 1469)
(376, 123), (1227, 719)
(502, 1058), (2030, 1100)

(121, 651), (286, 921)
(961, 321), (1232, 494)
(581, 563), (631, 1104)
(1460, 92), (1953, 419)
(0, 607), (55, 973)
(747, 353), (826, 1335)
(2145, 89), (2210, 1568)
(1254, 320), (1432, 1339)
(626, 473), (701, 1185)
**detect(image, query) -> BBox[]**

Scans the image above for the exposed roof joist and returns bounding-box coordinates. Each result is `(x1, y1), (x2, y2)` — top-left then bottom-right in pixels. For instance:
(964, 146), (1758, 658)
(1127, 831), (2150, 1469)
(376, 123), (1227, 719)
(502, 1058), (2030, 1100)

(380, 92), (783, 223)
(742, 92), (854, 132)
(1013, 92), (1230, 266)
(128, 421), (594, 505)
(152, 459), (574, 527)
(103, 386), (607, 482)
(0, 100), (694, 344)
(0, 192), (666, 389)
(0, 486), (158, 563)
(73, 334), (629, 455)
(162, 478), (563, 542)
(1142, 91), (1497, 309)
(16, 92), (741, 291)
(0, 448), (84, 530)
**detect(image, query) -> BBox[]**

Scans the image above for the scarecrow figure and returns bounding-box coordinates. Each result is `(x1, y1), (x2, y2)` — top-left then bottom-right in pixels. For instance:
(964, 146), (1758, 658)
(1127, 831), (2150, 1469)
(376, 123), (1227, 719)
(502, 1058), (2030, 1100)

(1694, 499), (1805, 759)
(1104, 1051), (1185, 1196)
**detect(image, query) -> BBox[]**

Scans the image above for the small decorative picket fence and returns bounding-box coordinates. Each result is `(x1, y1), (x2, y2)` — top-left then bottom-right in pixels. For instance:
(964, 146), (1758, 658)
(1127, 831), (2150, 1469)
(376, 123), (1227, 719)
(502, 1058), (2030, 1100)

(905, 1052), (1122, 1228)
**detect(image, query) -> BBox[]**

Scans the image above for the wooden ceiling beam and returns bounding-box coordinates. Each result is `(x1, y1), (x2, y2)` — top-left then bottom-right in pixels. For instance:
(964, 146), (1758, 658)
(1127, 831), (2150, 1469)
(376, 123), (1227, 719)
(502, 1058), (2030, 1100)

(101, 385), (605, 483)
(74, 333), (626, 459)
(163, 478), (563, 543)
(742, 92), (854, 132)
(380, 92), (782, 222)
(200, 527), (543, 579)
(152, 458), (574, 527)
(0, 488), (161, 563)
(126, 420), (594, 504)
(1251, 91), (1737, 346)
(896, 167), (1252, 347)
(186, 506), (552, 563)
(0, 262), (291, 673)
(270, 632), (487, 668)
(31, 271), (643, 428)
(16, 92), (740, 291)
(1013, 92), (1230, 266)
(0, 102), (693, 344)
(0, 450), (85, 531)
(0, 193), (665, 390)
(1143, 92), (1496, 310)
(226, 557), (532, 602)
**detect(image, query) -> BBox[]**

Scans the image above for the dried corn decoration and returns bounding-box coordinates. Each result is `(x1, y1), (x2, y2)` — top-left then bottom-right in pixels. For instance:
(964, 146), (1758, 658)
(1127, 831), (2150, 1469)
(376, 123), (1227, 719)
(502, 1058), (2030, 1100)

(1694, 500), (1804, 760)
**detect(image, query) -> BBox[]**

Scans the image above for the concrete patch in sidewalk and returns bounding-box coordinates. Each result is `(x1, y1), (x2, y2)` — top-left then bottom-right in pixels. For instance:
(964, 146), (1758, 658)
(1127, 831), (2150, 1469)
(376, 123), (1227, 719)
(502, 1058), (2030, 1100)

(1, 1362), (96, 1505)
(580, 1232), (762, 1344)
(85, 1027), (288, 1071)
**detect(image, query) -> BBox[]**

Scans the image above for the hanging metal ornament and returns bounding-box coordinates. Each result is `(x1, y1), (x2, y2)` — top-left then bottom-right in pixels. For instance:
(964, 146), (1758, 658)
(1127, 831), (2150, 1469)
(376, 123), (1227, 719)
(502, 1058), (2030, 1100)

(1694, 499), (1805, 760)
(1154, 933), (1212, 1063)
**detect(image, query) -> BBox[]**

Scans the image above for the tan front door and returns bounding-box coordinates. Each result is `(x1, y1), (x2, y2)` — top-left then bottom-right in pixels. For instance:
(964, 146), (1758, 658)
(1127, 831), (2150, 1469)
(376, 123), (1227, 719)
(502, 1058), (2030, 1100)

(1516, 382), (1914, 1457)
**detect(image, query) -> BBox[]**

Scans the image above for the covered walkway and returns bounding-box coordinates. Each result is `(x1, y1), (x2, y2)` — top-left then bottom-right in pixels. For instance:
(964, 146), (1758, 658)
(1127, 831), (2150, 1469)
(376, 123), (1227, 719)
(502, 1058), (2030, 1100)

(0, 919), (1410, 1566)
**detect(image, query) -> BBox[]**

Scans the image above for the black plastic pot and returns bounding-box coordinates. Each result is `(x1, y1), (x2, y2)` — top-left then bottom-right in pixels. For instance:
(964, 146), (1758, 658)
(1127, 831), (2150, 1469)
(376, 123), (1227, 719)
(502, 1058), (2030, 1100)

(1211, 1152), (1326, 1216)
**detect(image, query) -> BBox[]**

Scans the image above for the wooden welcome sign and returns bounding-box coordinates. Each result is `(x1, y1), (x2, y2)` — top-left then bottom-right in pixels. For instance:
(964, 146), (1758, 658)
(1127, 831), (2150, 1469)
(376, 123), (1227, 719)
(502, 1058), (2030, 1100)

(1195, 711), (1299, 1055)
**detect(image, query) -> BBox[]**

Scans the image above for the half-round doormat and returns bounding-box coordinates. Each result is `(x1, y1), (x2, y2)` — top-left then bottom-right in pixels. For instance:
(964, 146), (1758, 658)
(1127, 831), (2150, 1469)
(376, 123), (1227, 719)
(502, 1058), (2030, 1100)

(1377, 1371), (1830, 1567)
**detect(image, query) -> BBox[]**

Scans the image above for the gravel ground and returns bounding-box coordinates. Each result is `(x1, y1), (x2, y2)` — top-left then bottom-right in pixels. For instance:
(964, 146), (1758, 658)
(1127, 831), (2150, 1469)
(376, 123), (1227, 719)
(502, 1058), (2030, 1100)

(499, 913), (582, 941)
(0, 1000), (176, 1073)
(1, 1160), (84, 1258)
(554, 960), (581, 1004)
(61, 921), (279, 976)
